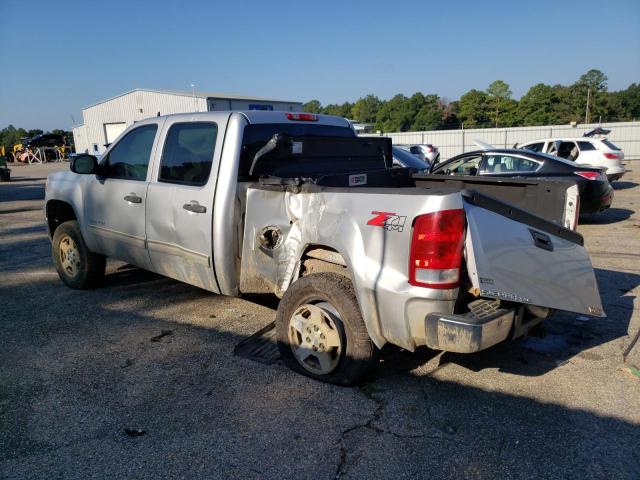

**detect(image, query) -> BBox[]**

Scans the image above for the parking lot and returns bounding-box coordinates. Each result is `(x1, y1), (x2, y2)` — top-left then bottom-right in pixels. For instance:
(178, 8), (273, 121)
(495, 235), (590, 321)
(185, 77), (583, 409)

(1, 161), (639, 479)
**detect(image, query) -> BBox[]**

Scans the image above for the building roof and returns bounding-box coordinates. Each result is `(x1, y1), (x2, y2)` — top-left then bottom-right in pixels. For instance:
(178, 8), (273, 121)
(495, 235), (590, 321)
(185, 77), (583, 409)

(83, 88), (302, 110)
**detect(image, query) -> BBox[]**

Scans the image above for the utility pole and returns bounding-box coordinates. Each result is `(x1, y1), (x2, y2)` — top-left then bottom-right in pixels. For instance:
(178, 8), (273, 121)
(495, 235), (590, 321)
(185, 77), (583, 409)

(585, 87), (591, 124)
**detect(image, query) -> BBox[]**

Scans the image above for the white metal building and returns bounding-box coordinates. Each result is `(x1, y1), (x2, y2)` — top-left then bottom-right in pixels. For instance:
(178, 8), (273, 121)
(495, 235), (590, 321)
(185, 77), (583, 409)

(72, 88), (303, 154)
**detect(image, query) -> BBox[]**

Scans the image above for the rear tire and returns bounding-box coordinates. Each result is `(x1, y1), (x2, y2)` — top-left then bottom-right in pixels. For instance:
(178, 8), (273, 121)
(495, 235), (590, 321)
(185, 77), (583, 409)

(52, 220), (106, 289)
(276, 273), (377, 385)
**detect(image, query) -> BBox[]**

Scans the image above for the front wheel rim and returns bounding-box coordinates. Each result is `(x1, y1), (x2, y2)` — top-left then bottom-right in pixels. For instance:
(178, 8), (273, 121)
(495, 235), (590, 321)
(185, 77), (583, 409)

(288, 302), (343, 375)
(59, 236), (80, 277)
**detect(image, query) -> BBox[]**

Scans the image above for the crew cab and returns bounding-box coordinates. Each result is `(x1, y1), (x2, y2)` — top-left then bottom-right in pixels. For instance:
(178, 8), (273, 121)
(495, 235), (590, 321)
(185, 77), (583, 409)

(44, 111), (604, 385)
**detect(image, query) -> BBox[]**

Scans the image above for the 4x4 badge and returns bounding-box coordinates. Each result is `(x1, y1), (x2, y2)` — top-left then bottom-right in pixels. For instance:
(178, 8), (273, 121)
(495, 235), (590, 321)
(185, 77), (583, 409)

(367, 211), (407, 232)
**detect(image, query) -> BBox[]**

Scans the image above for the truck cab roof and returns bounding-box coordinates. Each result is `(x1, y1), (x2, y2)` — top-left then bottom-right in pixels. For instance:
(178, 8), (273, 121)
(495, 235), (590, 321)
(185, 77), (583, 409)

(147, 110), (352, 128)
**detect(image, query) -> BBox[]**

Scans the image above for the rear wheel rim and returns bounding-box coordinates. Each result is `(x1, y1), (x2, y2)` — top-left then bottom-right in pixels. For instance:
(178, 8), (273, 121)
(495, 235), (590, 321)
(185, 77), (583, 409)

(59, 236), (80, 278)
(288, 302), (343, 375)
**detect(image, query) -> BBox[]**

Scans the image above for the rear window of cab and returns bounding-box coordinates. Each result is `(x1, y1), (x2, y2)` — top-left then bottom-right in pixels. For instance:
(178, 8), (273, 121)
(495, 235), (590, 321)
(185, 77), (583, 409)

(238, 123), (355, 179)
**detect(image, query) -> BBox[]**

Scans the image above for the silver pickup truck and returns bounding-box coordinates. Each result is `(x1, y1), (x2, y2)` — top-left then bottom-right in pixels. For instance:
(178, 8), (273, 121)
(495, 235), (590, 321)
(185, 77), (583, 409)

(45, 111), (603, 385)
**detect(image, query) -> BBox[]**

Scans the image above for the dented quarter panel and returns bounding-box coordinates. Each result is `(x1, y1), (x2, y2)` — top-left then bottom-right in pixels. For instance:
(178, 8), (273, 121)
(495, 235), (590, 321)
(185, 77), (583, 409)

(241, 186), (464, 350)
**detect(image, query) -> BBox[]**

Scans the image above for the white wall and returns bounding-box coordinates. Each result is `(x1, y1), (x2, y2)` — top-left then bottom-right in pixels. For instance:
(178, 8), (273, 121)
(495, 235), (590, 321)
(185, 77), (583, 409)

(78, 91), (208, 154)
(74, 90), (303, 154)
(72, 124), (88, 154)
(363, 121), (640, 160)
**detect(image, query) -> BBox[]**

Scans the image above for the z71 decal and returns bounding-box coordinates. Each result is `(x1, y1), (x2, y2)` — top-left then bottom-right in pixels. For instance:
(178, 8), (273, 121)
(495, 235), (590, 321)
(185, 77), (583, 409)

(367, 211), (407, 232)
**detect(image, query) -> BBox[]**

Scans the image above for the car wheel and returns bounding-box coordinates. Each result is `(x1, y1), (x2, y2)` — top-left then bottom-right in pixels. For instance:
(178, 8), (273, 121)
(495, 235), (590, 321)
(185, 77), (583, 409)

(52, 220), (106, 289)
(276, 273), (377, 385)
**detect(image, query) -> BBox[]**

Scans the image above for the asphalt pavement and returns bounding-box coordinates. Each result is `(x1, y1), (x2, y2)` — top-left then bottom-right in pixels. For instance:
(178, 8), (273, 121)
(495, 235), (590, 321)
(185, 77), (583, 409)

(1, 161), (639, 479)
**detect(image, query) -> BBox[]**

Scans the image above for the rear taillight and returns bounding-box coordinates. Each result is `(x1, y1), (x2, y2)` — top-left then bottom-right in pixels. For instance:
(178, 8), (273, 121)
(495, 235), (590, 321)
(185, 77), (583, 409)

(286, 113), (318, 121)
(603, 152), (620, 160)
(409, 209), (466, 289)
(575, 171), (603, 181)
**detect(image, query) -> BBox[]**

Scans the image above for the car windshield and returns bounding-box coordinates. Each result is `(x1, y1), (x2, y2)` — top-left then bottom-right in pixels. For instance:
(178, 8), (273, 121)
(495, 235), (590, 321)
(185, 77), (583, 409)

(392, 147), (429, 169)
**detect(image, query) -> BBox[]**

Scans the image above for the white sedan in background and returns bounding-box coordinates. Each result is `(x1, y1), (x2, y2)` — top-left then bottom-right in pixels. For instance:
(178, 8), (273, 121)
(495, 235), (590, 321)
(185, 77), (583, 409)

(518, 129), (625, 181)
(397, 144), (441, 165)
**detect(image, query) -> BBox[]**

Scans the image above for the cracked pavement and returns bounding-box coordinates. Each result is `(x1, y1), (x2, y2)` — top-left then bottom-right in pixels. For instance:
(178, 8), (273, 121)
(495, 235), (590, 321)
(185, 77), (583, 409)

(1, 162), (639, 479)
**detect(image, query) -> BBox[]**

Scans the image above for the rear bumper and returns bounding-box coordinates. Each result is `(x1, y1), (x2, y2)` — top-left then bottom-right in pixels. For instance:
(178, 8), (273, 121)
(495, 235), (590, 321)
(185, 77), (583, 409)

(580, 184), (614, 214)
(605, 165), (626, 181)
(425, 307), (515, 353)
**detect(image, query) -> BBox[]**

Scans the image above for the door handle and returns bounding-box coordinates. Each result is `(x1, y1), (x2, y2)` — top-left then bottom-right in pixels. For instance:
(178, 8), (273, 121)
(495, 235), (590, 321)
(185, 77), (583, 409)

(124, 194), (142, 204)
(183, 201), (206, 214)
(529, 229), (554, 252)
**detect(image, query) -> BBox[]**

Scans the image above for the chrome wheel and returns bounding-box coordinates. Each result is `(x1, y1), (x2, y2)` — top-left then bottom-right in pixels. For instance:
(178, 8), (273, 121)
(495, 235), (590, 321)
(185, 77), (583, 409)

(288, 302), (343, 375)
(59, 236), (80, 277)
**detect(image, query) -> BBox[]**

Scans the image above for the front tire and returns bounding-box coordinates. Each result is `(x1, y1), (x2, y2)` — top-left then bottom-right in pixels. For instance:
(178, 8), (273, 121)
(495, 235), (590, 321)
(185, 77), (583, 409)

(276, 273), (377, 385)
(52, 220), (105, 289)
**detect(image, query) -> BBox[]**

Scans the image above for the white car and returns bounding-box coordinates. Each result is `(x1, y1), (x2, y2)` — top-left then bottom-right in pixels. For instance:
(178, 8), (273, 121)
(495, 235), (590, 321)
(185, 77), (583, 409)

(398, 144), (441, 164)
(518, 132), (625, 181)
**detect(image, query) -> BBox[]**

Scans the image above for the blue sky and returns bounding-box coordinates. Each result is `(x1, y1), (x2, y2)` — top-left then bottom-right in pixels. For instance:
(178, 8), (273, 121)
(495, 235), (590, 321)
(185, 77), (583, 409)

(1, 0), (639, 130)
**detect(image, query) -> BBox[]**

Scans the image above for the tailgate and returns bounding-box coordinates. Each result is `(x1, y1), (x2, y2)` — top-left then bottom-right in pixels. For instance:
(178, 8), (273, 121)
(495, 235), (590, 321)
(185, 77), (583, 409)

(463, 192), (604, 317)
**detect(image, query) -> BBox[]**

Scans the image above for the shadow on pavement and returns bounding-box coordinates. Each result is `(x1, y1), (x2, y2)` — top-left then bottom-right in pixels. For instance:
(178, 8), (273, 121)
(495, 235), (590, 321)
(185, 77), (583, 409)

(613, 181), (638, 190)
(580, 207), (634, 224)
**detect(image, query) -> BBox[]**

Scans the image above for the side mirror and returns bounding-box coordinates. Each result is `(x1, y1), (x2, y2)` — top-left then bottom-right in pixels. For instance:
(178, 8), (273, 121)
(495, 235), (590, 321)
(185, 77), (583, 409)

(70, 154), (98, 174)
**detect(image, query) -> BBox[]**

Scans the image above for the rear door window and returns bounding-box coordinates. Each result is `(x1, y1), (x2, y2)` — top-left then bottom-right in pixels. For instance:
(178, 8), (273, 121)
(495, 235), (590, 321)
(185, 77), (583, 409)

(557, 141), (579, 160)
(482, 155), (540, 174)
(523, 142), (544, 153)
(577, 141), (596, 151)
(159, 122), (218, 186)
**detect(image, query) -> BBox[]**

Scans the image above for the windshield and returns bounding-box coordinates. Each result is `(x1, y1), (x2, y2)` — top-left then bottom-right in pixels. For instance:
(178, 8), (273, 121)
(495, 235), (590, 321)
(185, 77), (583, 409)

(392, 146), (429, 169)
(239, 123), (355, 178)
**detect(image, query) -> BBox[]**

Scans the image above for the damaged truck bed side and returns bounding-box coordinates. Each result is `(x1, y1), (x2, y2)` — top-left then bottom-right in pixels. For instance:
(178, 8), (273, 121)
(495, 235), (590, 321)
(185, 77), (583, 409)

(45, 111), (603, 385)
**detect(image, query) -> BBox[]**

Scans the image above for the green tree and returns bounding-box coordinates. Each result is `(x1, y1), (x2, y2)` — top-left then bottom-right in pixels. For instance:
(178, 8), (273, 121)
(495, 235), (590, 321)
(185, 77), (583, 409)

(412, 106), (442, 131)
(375, 94), (413, 132)
(0, 125), (28, 149)
(486, 80), (513, 127)
(323, 102), (353, 118)
(302, 100), (322, 113)
(572, 69), (608, 123)
(351, 95), (381, 123)
(411, 94), (443, 131)
(457, 89), (489, 127)
(576, 69), (608, 92)
(620, 83), (640, 120)
(517, 83), (559, 126)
